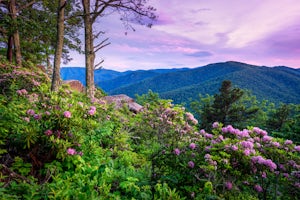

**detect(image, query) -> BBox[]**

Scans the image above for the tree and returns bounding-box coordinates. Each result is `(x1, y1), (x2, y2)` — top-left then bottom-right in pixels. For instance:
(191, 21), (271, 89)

(0, 0), (36, 66)
(51, 0), (67, 91)
(81, 0), (157, 98)
(191, 80), (259, 130)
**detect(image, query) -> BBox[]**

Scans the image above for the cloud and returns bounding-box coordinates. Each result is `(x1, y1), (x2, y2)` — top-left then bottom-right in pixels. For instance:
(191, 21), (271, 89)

(186, 51), (213, 57)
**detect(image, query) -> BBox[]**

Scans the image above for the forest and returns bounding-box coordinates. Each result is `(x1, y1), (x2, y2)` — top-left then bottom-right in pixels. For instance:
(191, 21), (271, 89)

(1, 0), (300, 199)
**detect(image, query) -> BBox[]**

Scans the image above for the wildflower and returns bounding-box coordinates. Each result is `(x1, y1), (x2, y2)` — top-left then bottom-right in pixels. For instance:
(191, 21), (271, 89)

(284, 140), (293, 145)
(244, 149), (251, 156)
(78, 102), (84, 107)
(44, 129), (53, 136)
(186, 112), (198, 124)
(254, 184), (263, 192)
(189, 143), (196, 150)
(23, 117), (30, 122)
(67, 148), (76, 155)
(225, 181), (233, 190)
(45, 111), (51, 115)
(204, 154), (211, 160)
(272, 142), (280, 147)
(33, 114), (42, 120)
(63, 111), (71, 118)
(241, 141), (254, 149)
(77, 151), (83, 156)
(26, 109), (35, 116)
(231, 145), (238, 151)
(188, 161), (195, 168)
(212, 122), (219, 128)
(88, 109), (96, 116)
(17, 89), (28, 95)
(174, 148), (181, 156)
(262, 171), (267, 178)
(262, 135), (272, 143)
(200, 129), (206, 135)
(205, 133), (213, 139)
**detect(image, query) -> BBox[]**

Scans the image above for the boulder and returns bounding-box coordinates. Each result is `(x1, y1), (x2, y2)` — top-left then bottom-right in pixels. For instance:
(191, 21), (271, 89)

(64, 80), (85, 93)
(101, 94), (143, 113)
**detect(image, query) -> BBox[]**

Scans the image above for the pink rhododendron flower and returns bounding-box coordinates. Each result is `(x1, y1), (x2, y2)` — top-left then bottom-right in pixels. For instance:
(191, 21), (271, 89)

(189, 143), (196, 150)
(254, 184), (263, 192)
(188, 161), (195, 168)
(295, 146), (300, 152)
(231, 145), (238, 151)
(26, 109), (35, 116)
(63, 111), (71, 118)
(44, 129), (53, 136)
(262, 135), (272, 143)
(212, 122), (219, 128)
(284, 140), (293, 145)
(174, 148), (181, 155)
(67, 148), (76, 155)
(23, 117), (30, 122)
(225, 181), (233, 190)
(244, 149), (251, 156)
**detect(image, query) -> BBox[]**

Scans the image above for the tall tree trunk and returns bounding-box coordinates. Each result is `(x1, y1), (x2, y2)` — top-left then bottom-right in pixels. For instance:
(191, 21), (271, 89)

(9, 0), (22, 66)
(6, 35), (13, 62)
(82, 0), (95, 98)
(51, 0), (66, 91)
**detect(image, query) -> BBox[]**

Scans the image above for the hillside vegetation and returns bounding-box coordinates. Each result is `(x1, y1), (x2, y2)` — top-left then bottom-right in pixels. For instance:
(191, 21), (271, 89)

(1, 60), (300, 199)
(61, 61), (300, 104)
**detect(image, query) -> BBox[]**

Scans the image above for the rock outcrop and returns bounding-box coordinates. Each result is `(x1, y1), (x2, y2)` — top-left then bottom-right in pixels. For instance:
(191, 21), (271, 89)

(64, 80), (85, 93)
(101, 94), (143, 113)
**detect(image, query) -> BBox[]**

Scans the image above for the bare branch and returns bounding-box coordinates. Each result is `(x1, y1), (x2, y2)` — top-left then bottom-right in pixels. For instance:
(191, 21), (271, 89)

(94, 38), (110, 53)
(94, 59), (104, 70)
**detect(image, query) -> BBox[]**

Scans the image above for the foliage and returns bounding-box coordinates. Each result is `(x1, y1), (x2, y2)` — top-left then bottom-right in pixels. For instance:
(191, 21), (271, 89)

(0, 60), (300, 199)
(191, 80), (259, 131)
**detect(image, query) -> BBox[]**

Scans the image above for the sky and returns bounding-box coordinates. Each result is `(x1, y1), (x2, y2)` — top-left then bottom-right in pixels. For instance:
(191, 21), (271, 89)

(64, 0), (300, 71)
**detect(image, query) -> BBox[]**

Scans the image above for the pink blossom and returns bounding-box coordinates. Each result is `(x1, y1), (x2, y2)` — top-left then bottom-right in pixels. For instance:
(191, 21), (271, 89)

(33, 114), (42, 120)
(254, 184), (263, 192)
(231, 145), (238, 151)
(26, 109), (35, 116)
(45, 111), (51, 115)
(244, 149), (251, 156)
(295, 146), (300, 152)
(284, 140), (293, 145)
(205, 133), (213, 139)
(78, 102), (84, 107)
(174, 148), (181, 156)
(262, 135), (272, 143)
(225, 181), (233, 190)
(88, 109), (96, 116)
(63, 111), (71, 118)
(189, 143), (196, 150)
(272, 142), (280, 147)
(23, 117), (30, 122)
(44, 129), (53, 136)
(188, 161), (195, 168)
(204, 154), (211, 160)
(212, 122), (219, 128)
(17, 89), (28, 95)
(241, 141), (254, 149)
(262, 171), (267, 178)
(186, 112), (198, 125)
(67, 148), (76, 155)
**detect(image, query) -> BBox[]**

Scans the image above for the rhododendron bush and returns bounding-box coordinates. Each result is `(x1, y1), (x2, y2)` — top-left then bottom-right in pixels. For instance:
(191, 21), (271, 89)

(0, 61), (299, 199)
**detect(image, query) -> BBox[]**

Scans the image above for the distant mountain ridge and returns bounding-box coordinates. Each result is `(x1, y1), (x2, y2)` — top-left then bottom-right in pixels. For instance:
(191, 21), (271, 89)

(61, 61), (300, 104)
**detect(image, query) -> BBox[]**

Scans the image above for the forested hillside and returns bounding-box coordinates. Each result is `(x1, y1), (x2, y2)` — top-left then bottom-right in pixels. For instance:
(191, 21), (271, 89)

(62, 61), (300, 104)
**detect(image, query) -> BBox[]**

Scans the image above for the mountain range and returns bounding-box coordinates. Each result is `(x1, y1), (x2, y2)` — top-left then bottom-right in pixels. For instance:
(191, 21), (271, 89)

(61, 61), (300, 104)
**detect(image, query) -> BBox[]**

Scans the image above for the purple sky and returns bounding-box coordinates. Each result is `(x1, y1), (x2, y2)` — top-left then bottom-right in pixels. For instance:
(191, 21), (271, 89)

(65, 0), (300, 71)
